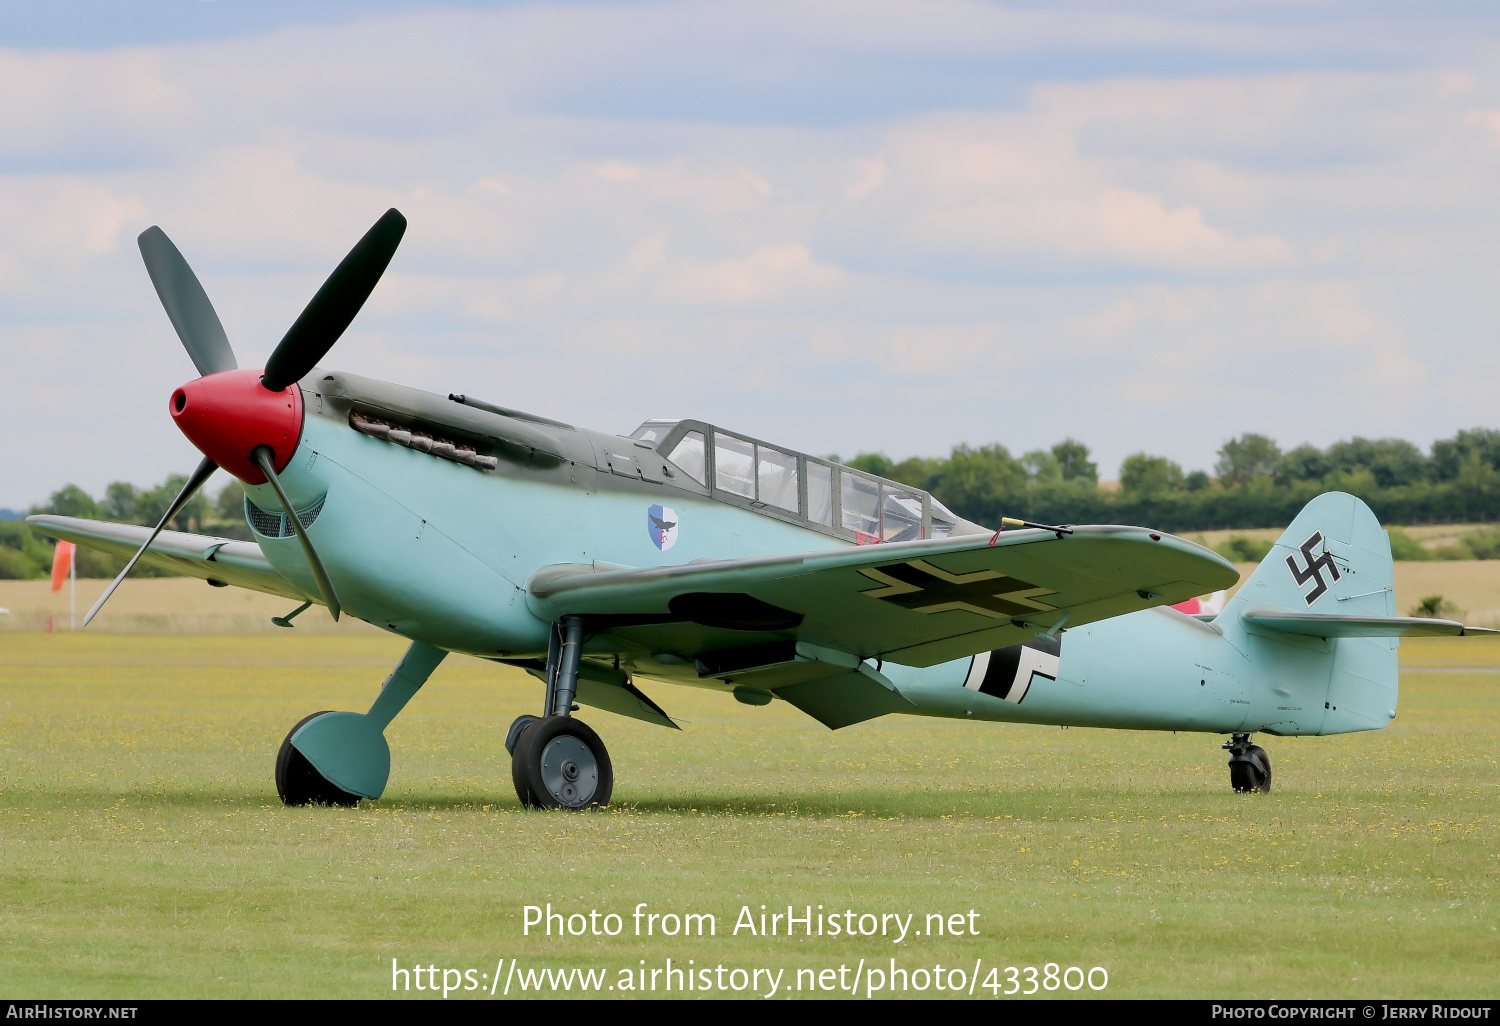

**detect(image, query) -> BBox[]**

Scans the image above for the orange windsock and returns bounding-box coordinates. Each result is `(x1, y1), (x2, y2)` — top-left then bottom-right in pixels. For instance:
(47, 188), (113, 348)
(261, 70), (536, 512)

(50, 541), (76, 592)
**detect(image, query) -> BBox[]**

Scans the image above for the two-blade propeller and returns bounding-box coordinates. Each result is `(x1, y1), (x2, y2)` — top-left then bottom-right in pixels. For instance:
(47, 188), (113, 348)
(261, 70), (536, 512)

(83, 208), (408, 626)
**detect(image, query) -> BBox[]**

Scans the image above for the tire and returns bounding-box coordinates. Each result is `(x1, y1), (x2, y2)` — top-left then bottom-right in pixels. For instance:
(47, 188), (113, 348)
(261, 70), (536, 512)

(516, 716), (613, 810)
(1229, 744), (1272, 794)
(276, 711), (361, 807)
(510, 718), (540, 809)
(505, 714), (541, 755)
(1247, 744), (1272, 793)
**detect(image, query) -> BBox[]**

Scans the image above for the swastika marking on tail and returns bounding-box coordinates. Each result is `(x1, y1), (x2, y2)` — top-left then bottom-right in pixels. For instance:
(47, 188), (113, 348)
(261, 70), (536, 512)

(1285, 531), (1341, 606)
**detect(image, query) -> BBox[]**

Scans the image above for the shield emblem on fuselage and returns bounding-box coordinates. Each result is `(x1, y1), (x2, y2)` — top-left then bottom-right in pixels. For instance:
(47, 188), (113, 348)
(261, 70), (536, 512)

(648, 504), (678, 551)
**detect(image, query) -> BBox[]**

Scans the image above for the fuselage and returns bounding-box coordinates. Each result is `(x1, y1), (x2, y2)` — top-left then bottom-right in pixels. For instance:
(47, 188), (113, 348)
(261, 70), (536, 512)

(885, 605), (1397, 737)
(243, 372), (898, 656)
(240, 371), (1395, 740)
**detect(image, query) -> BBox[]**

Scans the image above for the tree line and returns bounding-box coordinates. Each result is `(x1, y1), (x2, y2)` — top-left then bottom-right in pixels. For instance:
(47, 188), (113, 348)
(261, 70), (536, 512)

(0, 479), (248, 579)
(847, 428), (1500, 535)
(4, 427), (1500, 578)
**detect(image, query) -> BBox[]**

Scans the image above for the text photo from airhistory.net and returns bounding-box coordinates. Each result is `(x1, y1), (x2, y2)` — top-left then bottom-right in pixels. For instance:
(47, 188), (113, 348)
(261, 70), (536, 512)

(1, 0), (1498, 1010)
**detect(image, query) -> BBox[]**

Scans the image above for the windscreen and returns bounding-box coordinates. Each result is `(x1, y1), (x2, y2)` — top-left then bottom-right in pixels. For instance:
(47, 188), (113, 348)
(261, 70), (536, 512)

(663, 430), (707, 485)
(629, 420), (679, 445)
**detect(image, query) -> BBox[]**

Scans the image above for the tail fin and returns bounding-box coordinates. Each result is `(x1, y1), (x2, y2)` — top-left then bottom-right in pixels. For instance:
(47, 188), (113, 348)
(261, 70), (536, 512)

(1224, 491), (1397, 734)
(1223, 491), (1394, 619)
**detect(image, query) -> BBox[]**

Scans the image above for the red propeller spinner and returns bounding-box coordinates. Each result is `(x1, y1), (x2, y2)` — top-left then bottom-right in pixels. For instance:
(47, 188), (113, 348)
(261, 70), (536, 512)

(169, 369), (303, 484)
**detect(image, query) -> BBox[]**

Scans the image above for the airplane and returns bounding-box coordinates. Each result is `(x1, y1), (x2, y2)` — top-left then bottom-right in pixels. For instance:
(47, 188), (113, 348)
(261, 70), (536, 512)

(26, 209), (1496, 809)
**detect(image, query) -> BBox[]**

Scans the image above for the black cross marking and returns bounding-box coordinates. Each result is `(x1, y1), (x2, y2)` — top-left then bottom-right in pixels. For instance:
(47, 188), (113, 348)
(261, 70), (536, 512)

(858, 559), (1057, 619)
(1285, 530), (1342, 606)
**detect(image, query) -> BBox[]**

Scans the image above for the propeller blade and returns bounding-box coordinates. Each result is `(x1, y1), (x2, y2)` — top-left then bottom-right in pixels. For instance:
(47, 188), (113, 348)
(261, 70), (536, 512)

(250, 446), (341, 621)
(138, 227), (238, 377)
(260, 208), (406, 392)
(81, 455), (219, 627)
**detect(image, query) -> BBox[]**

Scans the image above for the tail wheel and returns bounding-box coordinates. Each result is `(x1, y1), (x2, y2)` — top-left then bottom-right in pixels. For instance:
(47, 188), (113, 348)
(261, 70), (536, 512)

(1229, 744), (1272, 794)
(511, 716), (613, 810)
(275, 711), (361, 807)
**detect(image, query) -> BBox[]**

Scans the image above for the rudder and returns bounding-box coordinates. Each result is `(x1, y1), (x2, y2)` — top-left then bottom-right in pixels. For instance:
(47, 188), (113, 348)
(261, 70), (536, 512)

(1224, 491), (1398, 734)
(1224, 491), (1395, 619)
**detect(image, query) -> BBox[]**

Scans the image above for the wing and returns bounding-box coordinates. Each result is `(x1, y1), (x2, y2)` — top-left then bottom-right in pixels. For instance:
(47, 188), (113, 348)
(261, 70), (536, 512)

(530, 525), (1240, 674)
(25, 515), (306, 601)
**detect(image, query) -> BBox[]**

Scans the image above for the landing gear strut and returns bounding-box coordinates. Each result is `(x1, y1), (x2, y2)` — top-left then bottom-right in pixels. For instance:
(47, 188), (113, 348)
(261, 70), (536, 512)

(1223, 733), (1271, 793)
(509, 616), (614, 810)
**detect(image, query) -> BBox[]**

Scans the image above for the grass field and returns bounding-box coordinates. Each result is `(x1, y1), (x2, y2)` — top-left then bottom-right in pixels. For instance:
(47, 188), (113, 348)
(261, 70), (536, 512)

(0, 578), (379, 636)
(1, 628), (1497, 999)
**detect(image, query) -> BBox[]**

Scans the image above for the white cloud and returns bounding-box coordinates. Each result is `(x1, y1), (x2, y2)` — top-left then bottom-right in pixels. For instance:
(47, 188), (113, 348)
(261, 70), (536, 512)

(0, 48), (188, 164)
(629, 234), (666, 271)
(1463, 108), (1500, 142)
(846, 158), (887, 201)
(5, 4), (1500, 504)
(664, 244), (841, 305)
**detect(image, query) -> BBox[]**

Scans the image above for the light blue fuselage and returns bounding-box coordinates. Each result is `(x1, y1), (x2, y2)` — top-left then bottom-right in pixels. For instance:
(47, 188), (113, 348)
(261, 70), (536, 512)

(884, 608), (1396, 738)
(245, 394), (1397, 740)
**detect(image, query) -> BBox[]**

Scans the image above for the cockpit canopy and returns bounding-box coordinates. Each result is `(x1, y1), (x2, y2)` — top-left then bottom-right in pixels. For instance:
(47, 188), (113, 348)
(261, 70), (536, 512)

(630, 419), (963, 544)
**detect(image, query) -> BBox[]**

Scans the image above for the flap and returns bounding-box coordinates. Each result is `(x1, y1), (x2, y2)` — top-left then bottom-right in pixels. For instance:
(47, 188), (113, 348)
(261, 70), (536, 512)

(774, 663), (915, 730)
(574, 677), (679, 729)
(25, 515), (306, 602)
(530, 525), (1238, 667)
(501, 658), (679, 729)
(1242, 607), (1500, 639)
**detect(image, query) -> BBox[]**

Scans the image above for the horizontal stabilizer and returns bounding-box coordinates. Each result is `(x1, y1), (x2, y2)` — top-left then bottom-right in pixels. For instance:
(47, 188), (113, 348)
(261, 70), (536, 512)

(1243, 607), (1499, 639)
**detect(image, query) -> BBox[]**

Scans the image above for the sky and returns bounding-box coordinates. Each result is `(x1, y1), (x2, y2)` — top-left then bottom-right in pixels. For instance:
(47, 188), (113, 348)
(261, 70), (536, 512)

(4, 1), (1500, 508)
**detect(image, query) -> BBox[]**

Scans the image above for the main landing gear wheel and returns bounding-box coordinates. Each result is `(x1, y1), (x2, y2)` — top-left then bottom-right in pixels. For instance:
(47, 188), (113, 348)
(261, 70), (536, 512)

(1224, 733), (1271, 794)
(510, 716), (613, 811)
(276, 711), (361, 807)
